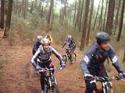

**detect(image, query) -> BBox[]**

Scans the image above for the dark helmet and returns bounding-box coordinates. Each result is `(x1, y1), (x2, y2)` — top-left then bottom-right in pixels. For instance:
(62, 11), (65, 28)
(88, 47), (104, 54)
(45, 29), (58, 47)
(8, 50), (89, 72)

(96, 32), (110, 45)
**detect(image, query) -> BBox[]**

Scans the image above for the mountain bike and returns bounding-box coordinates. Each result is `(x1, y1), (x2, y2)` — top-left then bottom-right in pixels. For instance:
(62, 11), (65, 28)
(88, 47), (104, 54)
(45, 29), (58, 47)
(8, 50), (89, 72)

(38, 67), (58, 93)
(62, 49), (76, 64)
(90, 75), (123, 93)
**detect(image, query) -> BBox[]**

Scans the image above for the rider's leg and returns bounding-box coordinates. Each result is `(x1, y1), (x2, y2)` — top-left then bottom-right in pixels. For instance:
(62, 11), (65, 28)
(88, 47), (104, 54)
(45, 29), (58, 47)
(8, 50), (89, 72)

(85, 79), (96, 93)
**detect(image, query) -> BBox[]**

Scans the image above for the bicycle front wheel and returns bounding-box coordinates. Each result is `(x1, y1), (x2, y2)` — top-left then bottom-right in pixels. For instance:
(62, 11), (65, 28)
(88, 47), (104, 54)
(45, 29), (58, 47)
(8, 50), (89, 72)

(103, 83), (113, 93)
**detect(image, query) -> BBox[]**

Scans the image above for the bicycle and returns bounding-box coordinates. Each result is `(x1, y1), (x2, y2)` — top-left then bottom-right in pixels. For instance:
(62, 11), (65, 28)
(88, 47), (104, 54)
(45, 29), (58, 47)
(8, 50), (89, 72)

(38, 67), (59, 93)
(90, 75), (123, 93)
(62, 49), (76, 64)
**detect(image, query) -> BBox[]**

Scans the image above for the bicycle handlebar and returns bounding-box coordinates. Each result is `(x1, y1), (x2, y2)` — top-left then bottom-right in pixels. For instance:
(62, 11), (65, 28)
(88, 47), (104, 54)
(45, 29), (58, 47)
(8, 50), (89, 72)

(95, 75), (121, 82)
(38, 68), (54, 73)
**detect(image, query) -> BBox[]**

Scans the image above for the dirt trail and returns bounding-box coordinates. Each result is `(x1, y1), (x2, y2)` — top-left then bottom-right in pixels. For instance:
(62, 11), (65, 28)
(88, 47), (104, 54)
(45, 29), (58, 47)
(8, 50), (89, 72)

(0, 39), (85, 93)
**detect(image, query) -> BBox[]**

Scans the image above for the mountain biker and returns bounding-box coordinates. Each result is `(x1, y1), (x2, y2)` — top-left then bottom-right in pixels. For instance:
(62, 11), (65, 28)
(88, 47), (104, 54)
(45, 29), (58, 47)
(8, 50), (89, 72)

(80, 32), (125, 93)
(31, 38), (65, 93)
(32, 35), (43, 55)
(62, 35), (76, 61)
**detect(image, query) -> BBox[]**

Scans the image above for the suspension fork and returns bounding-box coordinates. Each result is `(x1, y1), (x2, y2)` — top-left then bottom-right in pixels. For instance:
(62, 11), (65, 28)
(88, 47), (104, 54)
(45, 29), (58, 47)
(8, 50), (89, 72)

(102, 82), (113, 93)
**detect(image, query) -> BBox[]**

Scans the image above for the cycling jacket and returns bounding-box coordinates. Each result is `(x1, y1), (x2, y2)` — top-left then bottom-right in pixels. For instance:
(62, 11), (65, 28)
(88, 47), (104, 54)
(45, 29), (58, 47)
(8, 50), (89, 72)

(32, 41), (41, 55)
(31, 45), (64, 67)
(63, 38), (76, 50)
(80, 42), (123, 77)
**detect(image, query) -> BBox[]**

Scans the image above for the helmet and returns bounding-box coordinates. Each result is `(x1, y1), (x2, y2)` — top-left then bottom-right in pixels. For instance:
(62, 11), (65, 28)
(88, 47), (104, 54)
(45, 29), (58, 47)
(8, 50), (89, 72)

(41, 38), (50, 45)
(67, 35), (72, 39)
(45, 35), (53, 43)
(37, 35), (43, 42)
(96, 32), (110, 45)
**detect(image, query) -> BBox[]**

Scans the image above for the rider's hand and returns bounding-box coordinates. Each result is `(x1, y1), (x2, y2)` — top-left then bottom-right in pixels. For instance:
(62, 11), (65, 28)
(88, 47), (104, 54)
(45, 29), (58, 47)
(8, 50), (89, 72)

(36, 65), (42, 71)
(84, 74), (94, 80)
(118, 72), (125, 80)
(59, 63), (65, 70)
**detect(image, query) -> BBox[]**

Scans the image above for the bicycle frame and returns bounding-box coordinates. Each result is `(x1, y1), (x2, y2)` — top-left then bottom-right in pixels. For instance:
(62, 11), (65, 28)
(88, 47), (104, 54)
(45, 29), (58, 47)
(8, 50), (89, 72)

(39, 68), (57, 93)
(63, 49), (76, 64)
(102, 80), (113, 93)
(95, 76), (120, 93)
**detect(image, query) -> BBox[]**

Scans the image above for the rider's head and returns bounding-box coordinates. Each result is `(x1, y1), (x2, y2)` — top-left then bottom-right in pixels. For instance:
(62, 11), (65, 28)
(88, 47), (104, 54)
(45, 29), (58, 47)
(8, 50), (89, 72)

(67, 35), (72, 39)
(96, 32), (110, 50)
(37, 35), (43, 42)
(41, 38), (50, 51)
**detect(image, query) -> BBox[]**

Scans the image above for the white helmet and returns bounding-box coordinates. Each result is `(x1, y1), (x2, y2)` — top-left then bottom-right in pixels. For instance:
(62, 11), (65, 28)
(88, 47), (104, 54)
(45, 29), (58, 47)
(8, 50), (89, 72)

(37, 35), (43, 41)
(41, 38), (50, 45)
(67, 35), (72, 39)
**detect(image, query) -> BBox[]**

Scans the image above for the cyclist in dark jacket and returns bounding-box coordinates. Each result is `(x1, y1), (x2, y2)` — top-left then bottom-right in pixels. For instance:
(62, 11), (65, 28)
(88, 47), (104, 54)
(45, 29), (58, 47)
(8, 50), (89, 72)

(63, 35), (76, 51)
(32, 35), (43, 55)
(80, 32), (125, 93)
(62, 35), (76, 62)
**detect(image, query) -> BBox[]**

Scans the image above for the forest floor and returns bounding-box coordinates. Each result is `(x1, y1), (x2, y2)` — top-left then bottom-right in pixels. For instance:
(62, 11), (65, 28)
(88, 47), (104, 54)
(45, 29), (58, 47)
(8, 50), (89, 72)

(0, 38), (84, 93)
(0, 36), (125, 93)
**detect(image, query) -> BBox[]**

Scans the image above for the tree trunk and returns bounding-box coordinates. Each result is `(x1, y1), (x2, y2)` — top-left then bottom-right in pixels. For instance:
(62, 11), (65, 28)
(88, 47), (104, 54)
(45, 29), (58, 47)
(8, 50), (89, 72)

(98, 0), (104, 31)
(86, 0), (94, 45)
(117, 0), (125, 41)
(3, 0), (13, 38)
(78, 0), (84, 32)
(0, 0), (5, 29)
(123, 49), (125, 63)
(75, 0), (81, 28)
(93, 0), (101, 31)
(114, 0), (121, 35)
(80, 0), (90, 50)
(105, 0), (115, 35)
(102, 0), (109, 31)
(47, 0), (54, 32)
(73, 0), (77, 25)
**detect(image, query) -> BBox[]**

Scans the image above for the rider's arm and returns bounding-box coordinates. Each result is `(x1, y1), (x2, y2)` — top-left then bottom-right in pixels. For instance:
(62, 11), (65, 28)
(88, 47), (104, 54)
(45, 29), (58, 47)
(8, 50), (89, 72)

(62, 42), (66, 48)
(80, 46), (95, 77)
(51, 46), (64, 65)
(31, 46), (41, 68)
(62, 38), (67, 48)
(109, 46), (124, 73)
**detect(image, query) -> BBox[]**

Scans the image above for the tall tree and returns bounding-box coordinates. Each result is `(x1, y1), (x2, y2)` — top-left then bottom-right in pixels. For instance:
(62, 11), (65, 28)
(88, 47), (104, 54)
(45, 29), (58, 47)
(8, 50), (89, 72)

(3, 0), (13, 38)
(80, 0), (90, 50)
(93, 0), (101, 31)
(78, 0), (84, 32)
(22, 0), (28, 19)
(73, 0), (77, 25)
(0, 0), (5, 29)
(102, 0), (109, 31)
(75, 0), (81, 28)
(47, 0), (54, 31)
(114, 0), (121, 34)
(117, 0), (125, 41)
(105, 0), (115, 35)
(86, 0), (94, 45)
(98, 0), (104, 31)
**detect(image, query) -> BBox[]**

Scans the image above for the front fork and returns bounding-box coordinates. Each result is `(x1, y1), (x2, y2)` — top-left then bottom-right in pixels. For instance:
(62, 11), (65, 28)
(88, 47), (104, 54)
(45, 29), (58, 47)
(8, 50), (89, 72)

(102, 82), (113, 93)
(49, 74), (57, 87)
